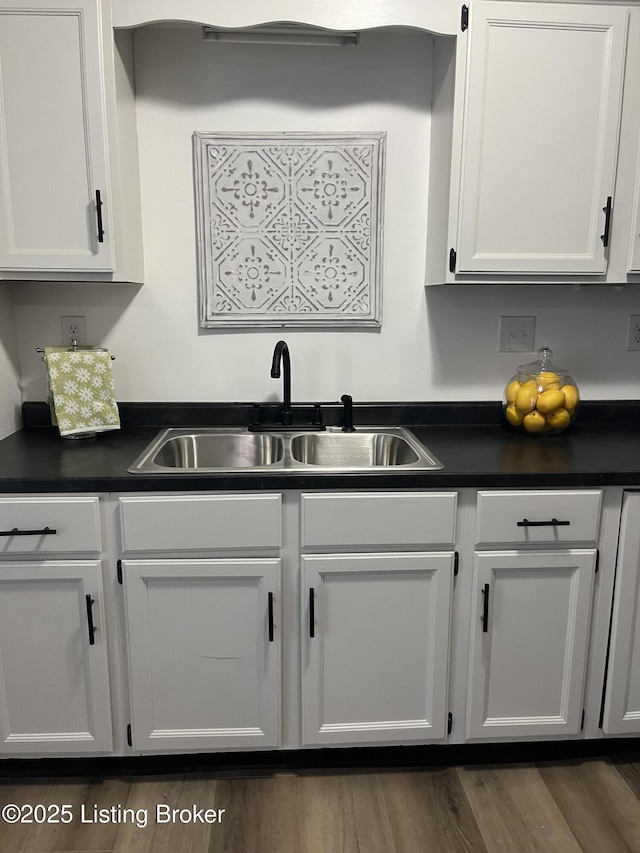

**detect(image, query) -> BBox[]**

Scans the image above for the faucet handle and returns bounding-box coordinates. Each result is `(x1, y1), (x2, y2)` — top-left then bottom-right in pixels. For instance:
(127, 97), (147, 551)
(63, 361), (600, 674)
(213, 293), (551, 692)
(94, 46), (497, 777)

(340, 394), (356, 432)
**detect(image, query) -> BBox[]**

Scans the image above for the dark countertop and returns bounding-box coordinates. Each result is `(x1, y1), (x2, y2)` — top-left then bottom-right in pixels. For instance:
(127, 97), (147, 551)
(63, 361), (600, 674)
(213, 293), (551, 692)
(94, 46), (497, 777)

(2, 401), (640, 493)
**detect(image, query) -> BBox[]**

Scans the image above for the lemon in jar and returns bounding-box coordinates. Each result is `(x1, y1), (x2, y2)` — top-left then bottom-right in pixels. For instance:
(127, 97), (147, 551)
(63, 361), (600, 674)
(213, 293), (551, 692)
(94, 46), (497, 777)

(537, 371), (561, 391)
(505, 379), (522, 406)
(505, 404), (524, 427)
(515, 380), (538, 414)
(561, 384), (579, 412)
(523, 410), (547, 433)
(536, 388), (566, 414)
(547, 408), (571, 431)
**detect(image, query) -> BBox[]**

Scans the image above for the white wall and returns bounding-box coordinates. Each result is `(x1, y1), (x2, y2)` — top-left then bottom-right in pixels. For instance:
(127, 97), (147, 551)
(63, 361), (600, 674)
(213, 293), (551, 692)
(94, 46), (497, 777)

(0, 284), (21, 437)
(12, 25), (640, 407)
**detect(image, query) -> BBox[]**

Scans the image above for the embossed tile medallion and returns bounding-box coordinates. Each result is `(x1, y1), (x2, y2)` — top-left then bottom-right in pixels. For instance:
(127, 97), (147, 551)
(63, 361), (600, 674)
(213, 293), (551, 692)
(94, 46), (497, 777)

(193, 132), (386, 327)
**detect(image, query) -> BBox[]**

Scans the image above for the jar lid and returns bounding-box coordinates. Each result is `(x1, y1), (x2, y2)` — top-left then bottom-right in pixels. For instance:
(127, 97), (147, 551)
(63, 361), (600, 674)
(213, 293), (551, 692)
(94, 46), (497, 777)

(517, 347), (567, 375)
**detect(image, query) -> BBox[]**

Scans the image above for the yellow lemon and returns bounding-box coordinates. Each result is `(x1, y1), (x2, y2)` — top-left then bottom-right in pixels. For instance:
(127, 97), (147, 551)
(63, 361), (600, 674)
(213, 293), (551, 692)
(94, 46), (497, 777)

(546, 408), (571, 431)
(536, 388), (565, 414)
(536, 371), (561, 390)
(515, 382), (538, 414)
(561, 384), (579, 411)
(505, 404), (524, 427)
(505, 379), (522, 405)
(523, 410), (547, 433)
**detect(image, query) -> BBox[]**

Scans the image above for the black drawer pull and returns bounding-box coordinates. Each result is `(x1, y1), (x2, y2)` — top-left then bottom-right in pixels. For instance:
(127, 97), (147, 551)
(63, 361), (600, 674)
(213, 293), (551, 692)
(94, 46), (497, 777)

(85, 594), (96, 646)
(517, 518), (570, 527)
(95, 189), (104, 243)
(309, 588), (315, 638)
(0, 527), (57, 536)
(268, 592), (274, 642)
(481, 583), (490, 633)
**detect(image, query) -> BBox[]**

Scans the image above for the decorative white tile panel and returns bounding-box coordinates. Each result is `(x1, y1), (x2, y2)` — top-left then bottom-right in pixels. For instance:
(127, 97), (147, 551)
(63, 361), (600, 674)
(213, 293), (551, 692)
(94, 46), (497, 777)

(193, 132), (385, 328)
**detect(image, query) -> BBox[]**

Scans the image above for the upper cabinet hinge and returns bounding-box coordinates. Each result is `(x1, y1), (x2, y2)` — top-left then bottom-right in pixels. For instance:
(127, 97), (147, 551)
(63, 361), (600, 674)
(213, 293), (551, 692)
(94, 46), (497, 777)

(449, 248), (457, 273)
(595, 550), (600, 574)
(127, 723), (133, 747)
(117, 559), (123, 585)
(580, 709), (586, 731)
(447, 712), (453, 734)
(454, 552), (459, 577)
(461, 5), (469, 31)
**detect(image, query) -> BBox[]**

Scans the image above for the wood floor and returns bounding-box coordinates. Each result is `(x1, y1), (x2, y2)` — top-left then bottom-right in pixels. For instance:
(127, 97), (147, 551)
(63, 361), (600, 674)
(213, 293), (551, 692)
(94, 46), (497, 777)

(1, 754), (640, 852)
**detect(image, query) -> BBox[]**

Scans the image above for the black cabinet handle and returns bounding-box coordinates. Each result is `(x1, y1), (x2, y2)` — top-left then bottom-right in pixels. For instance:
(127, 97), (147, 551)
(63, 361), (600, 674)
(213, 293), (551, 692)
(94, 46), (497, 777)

(517, 518), (570, 527)
(85, 594), (96, 646)
(95, 189), (104, 243)
(481, 583), (490, 633)
(601, 195), (612, 247)
(0, 527), (57, 536)
(268, 592), (274, 642)
(309, 588), (315, 638)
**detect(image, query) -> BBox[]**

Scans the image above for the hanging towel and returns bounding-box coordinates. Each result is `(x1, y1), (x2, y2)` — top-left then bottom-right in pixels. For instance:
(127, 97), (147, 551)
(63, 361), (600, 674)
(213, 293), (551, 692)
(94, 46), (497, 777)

(44, 347), (120, 437)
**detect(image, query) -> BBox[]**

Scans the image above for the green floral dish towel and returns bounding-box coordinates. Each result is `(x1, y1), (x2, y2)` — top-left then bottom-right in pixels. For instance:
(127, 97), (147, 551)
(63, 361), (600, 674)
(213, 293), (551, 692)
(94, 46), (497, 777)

(44, 347), (121, 437)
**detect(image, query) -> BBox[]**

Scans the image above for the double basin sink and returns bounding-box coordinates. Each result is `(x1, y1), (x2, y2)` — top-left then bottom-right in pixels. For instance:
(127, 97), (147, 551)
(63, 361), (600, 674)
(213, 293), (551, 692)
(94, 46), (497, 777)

(128, 427), (443, 474)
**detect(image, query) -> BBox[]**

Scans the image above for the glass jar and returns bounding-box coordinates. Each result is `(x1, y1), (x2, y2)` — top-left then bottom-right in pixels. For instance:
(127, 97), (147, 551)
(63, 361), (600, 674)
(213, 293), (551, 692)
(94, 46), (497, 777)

(503, 347), (579, 435)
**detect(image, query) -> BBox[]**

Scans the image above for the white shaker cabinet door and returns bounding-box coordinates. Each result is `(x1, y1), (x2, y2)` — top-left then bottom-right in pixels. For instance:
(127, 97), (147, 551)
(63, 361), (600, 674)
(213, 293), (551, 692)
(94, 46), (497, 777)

(466, 550), (596, 739)
(301, 552), (454, 746)
(454, 1), (627, 275)
(0, 0), (113, 272)
(123, 559), (281, 752)
(0, 561), (112, 754)
(602, 492), (640, 734)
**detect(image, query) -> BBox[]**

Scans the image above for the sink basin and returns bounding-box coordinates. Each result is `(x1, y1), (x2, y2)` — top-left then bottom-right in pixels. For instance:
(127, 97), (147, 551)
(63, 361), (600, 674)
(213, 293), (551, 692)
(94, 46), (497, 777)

(128, 426), (442, 473)
(128, 430), (284, 473)
(291, 431), (421, 467)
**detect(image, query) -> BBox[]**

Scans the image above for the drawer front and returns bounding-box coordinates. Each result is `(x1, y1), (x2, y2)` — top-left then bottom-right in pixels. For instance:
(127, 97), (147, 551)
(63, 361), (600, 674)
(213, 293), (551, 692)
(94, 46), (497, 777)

(301, 492), (457, 549)
(0, 497), (102, 554)
(119, 494), (282, 552)
(476, 490), (602, 546)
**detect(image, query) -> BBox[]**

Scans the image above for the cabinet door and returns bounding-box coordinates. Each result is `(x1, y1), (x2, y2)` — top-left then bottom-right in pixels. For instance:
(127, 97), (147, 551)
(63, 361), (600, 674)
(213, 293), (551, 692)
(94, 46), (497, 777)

(301, 552), (454, 746)
(454, 1), (627, 275)
(123, 559), (280, 751)
(467, 549), (596, 739)
(602, 492), (640, 734)
(0, 561), (112, 754)
(0, 0), (113, 272)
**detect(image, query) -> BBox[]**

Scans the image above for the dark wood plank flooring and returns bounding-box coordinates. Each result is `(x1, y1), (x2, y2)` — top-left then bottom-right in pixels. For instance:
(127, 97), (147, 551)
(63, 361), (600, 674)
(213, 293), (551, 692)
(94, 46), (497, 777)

(0, 755), (639, 852)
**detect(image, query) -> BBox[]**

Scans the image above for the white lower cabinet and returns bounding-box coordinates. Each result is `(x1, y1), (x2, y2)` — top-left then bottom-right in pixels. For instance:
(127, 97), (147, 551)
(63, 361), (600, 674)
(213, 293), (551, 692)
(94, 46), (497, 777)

(0, 560), (112, 754)
(301, 551), (454, 745)
(122, 558), (280, 751)
(0, 495), (112, 755)
(602, 491), (640, 734)
(466, 549), (597, 739)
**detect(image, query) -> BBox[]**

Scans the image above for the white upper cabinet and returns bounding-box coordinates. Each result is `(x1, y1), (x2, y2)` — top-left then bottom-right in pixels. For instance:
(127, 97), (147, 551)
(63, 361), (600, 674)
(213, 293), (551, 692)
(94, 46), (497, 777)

(450, 1), (628, 278)
(0, 0), (143, 281)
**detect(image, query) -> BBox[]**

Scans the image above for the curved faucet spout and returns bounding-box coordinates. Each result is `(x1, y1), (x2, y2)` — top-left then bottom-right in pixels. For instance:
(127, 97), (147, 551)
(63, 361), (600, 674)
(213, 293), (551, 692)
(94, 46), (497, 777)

(271, 341), (293, 426)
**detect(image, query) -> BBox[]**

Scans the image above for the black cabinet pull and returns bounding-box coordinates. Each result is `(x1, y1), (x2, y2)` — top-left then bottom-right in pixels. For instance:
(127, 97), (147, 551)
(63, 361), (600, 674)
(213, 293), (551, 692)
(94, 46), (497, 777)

(309, 588), (315, 638)
(95, 189), (104, 243)
(481, 584), (490, 633)
(0, 526), (57, 536)
(85, 594), (96, 646)
(601, 195), (612, 247)
(268, 592), (274, 642)
(517, 518), (570, 527)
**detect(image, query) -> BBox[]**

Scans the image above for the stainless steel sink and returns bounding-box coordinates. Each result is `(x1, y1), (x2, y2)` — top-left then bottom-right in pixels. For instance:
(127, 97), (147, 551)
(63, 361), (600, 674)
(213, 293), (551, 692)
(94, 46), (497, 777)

(128, 427), (443, 474)
(291, 431), (422, 467)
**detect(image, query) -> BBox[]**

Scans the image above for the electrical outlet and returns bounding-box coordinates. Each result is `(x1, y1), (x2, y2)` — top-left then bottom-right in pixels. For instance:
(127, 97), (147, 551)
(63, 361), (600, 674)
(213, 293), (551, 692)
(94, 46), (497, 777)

(60, 315), (87, 346)
(627, 315), (640, 351)
(498, 316), (536, 353)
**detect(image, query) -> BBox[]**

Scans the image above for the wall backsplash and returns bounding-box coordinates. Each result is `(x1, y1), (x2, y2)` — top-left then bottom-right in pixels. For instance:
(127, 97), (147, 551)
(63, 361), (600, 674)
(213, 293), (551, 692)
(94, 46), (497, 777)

(7, 25), (640, 419)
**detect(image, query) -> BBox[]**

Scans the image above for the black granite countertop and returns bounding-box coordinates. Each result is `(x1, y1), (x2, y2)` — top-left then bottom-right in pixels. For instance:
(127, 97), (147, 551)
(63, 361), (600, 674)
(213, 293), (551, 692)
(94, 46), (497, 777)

(2, 401), (640, 493)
